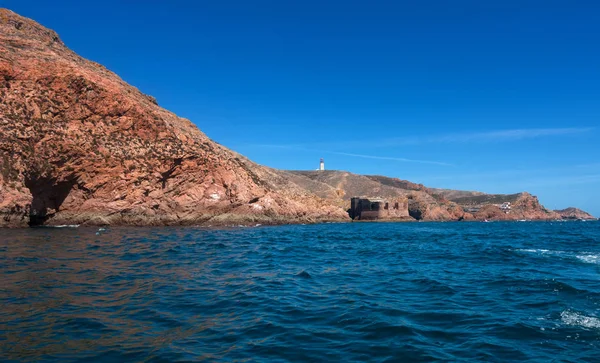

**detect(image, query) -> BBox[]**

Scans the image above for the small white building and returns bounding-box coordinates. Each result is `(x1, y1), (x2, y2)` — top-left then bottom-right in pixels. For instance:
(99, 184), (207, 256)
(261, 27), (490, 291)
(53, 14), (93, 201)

(319, 158), (324, 171)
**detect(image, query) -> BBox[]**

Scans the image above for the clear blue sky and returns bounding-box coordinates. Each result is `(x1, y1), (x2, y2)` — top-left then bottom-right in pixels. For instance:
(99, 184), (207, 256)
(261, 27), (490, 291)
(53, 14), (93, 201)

(4, 0), (599, 215)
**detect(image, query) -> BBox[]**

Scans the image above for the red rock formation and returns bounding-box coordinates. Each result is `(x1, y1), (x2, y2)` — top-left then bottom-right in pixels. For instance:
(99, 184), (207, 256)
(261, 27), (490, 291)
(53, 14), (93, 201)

(407, 193), (469, 221)
(0, 9), (349, 227)
(554, 207), (596, 220)
(473, 192), (560, 221)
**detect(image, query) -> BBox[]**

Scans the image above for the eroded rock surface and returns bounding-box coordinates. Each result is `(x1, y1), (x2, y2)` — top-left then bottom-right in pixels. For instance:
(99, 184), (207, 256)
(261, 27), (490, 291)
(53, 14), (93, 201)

(0, 9), (348, 227)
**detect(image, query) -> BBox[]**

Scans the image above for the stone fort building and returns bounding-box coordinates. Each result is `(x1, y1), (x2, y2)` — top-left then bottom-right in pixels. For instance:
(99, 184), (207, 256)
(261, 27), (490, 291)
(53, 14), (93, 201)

(349, 197), (410, 220)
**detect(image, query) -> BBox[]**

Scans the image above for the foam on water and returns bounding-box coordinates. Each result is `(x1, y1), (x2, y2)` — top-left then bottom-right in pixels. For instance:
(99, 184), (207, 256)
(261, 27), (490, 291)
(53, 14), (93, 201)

(561, 310), (600, 329)
(516, 248), (558, 254)
(516, 248), (600, 265)
(519, 249), (545, 253)
(576, 254), (600, 265)
(40, 224), (80, 228)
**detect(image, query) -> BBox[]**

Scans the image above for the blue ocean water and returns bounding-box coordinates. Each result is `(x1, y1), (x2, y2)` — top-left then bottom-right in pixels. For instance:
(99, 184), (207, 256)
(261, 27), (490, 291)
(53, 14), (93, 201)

(1, 221), (600, 362)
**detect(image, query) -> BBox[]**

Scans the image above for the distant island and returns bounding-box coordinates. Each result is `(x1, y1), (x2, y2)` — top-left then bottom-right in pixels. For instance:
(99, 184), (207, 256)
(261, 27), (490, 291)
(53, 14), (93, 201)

(0, 9), (595, 227)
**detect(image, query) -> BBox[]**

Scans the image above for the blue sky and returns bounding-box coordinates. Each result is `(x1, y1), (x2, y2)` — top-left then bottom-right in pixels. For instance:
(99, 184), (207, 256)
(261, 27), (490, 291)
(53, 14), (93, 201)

(4, 1), (600, 215)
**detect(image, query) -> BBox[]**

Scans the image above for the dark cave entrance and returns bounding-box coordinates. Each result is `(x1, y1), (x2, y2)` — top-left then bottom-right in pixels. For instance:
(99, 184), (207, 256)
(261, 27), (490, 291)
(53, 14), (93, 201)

(24, 175), (76, 226)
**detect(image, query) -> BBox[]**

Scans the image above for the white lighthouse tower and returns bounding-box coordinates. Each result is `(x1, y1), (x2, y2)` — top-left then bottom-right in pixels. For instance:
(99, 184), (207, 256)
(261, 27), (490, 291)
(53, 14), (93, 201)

(319, 158), (325, 171)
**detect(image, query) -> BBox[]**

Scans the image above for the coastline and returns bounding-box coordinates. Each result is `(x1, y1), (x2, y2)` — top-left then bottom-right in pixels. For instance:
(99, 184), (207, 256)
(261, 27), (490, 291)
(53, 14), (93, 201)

(2, 211), (595, 228)
(0, 211), (351, 228)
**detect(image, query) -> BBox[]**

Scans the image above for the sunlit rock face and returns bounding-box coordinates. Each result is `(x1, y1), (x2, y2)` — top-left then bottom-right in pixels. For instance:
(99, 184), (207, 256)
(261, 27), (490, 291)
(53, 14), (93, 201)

(0, 9), (348, 227)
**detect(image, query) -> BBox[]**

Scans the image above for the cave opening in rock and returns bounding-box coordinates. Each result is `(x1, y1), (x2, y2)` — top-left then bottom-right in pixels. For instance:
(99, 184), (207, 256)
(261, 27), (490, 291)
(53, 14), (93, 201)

(408, 201), (423, 220)
(24, 175), (76, 226)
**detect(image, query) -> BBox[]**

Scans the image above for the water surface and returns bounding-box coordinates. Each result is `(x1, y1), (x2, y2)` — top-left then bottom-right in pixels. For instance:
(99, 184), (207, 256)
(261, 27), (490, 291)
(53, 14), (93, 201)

(1, 222), (600, 361)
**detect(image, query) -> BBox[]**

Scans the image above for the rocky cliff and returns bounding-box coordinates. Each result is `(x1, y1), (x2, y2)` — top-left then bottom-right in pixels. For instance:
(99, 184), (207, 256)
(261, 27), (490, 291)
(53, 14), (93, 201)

(554, 207), (596, 220)
(0, 9), (349, 227)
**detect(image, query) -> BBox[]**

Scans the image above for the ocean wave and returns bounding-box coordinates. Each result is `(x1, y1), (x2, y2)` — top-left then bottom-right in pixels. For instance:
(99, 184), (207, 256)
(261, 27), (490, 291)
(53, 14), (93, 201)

(515, 248), (561, 255)
(38, 224), (80, 228)
(576, 255), (600, 265)
(561, 310), (600, 329)
(515, 249), (600, 265)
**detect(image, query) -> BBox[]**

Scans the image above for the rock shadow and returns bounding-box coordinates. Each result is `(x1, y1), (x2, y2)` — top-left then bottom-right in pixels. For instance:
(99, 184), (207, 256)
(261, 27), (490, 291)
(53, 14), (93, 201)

(24, 175), (76, 226)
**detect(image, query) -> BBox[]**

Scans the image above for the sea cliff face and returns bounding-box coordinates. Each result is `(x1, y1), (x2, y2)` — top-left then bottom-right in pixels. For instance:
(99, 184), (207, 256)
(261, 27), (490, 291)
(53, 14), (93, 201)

(0, 9), (349, 227)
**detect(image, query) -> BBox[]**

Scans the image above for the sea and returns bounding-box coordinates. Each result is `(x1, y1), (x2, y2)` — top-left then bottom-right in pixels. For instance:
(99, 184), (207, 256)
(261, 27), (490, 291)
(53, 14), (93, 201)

(1, 221), (599, 362)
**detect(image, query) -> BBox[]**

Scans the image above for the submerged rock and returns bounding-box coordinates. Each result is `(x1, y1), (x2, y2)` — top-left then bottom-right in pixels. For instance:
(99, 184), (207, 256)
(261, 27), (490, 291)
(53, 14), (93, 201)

(296, 271), (312, 279)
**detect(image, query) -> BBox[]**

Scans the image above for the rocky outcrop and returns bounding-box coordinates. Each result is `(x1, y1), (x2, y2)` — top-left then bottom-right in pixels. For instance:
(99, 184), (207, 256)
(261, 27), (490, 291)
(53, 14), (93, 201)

(407, 193), (470, 221)
(286, 170), (473, 221)
(434, 190), (571, 221)
(285, 171), (578, 222)
(454, 192), (560, 220)
(0, 9), (349, 227)
(554, 207), (596, 220)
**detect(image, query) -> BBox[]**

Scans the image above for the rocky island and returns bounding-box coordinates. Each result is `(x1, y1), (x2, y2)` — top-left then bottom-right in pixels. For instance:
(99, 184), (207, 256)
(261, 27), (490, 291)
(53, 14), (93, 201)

(0, 9), (594, 227)
(554, 208), (597, 221)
